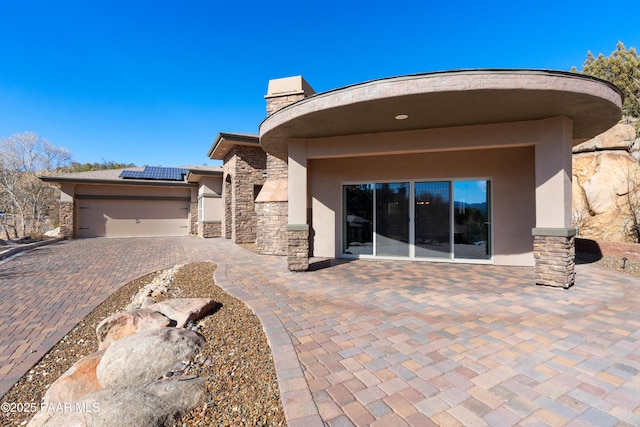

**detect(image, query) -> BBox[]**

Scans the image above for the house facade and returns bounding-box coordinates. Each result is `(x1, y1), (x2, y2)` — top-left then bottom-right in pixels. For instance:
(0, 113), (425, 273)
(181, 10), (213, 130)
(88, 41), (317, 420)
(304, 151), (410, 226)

(44, 70), (623, 288)
(211, 70), (622, 288)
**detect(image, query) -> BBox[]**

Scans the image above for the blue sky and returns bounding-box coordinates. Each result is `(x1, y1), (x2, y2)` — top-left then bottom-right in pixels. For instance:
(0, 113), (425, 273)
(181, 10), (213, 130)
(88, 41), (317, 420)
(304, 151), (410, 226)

(1, 0), (639, 167)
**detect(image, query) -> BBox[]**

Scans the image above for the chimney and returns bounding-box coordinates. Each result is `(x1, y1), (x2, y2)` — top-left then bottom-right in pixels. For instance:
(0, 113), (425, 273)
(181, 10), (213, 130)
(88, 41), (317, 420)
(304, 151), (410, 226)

(265, 76), (315, 116)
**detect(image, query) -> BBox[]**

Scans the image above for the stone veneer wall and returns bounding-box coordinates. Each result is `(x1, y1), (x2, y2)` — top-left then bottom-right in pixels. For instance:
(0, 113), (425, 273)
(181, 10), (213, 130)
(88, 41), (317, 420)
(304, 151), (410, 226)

(189, 201), (198, 236)
(266, 93), (306, 116)
(255, 153), (290, 256)
(255, 202), (288, 255)
(266, 154), (288, 179)
(198, 221), (221, 238)
(223, 176), (232, 239)
(59, 201), (74, 238)
(222, 146), (266, 244)
(533, 234), (576, 288)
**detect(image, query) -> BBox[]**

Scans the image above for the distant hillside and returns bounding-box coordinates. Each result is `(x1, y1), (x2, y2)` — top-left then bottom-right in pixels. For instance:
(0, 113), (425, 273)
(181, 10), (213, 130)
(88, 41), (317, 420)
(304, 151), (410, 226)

(454, 201), (487, 215)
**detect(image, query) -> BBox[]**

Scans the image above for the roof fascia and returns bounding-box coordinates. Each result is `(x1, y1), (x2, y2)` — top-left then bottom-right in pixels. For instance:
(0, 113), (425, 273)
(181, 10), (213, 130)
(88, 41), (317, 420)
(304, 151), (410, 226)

(207, 132), (259, 159)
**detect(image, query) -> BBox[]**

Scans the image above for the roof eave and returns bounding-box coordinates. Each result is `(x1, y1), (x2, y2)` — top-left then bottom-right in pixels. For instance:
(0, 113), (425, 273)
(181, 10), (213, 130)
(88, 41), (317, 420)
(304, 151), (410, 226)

(208, 132), (260, 160)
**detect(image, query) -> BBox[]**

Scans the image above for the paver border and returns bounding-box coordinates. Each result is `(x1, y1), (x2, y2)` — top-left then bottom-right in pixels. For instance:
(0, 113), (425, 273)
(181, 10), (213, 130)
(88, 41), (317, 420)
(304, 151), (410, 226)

(214, 263), (323, 427)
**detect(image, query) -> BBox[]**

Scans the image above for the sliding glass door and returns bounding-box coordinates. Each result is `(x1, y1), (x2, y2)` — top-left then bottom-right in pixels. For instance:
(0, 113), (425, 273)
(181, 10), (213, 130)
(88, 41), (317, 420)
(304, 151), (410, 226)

(343, 179), (490, 261)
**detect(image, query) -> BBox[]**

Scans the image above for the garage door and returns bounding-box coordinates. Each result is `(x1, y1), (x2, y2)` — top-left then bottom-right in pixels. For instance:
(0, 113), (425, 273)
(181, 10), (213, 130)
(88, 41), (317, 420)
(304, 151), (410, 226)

(77, 199), (190, 238)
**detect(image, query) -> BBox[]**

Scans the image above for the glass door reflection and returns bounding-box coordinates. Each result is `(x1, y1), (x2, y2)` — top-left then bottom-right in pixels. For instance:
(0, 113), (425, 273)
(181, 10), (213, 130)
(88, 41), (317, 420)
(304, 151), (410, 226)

(375, 182), (409, 257)
(415, 181), (451, 258)
(453, 180), (491, 260)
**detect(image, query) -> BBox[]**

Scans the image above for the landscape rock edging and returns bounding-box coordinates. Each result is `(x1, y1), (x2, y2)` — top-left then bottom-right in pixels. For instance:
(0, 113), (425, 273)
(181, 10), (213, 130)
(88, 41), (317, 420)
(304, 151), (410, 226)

(27, 265), (220, 427)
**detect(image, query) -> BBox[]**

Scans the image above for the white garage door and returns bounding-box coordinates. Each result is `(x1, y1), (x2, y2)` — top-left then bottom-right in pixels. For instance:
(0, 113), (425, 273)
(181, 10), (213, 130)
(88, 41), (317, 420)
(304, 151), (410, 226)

(78, 199), (190, 238)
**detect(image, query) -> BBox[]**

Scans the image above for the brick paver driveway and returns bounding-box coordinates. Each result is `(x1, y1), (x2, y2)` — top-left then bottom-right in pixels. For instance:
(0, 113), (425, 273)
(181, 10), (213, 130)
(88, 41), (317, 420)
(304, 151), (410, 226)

(1, 237), (639, 426)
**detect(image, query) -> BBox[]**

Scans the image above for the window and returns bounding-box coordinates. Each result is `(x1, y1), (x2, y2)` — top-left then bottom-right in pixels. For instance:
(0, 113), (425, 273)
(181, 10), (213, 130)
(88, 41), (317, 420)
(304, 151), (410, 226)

(342, 179), (491, 261)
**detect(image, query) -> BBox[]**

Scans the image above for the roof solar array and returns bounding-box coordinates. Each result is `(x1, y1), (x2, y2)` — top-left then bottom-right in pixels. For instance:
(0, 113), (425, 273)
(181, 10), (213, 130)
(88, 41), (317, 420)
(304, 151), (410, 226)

(119, 166), (188, 181)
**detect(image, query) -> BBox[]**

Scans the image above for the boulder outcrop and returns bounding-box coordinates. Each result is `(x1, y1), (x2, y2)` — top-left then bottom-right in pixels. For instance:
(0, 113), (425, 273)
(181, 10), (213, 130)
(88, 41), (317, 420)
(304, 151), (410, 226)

(573, 123), (640, 242)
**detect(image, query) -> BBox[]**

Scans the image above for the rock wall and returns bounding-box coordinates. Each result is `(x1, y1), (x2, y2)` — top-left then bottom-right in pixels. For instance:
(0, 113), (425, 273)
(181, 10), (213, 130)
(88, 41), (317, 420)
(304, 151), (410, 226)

(256, 201), (288, 255)
(59, 201), (74, 238)
(572, 122), (640, 242)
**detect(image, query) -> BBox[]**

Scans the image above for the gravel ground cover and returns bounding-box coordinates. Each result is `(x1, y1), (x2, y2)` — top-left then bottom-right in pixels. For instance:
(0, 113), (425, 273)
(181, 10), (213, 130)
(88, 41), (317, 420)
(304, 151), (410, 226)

(0, 262), (285, 427)
(576, 238), (640, 277)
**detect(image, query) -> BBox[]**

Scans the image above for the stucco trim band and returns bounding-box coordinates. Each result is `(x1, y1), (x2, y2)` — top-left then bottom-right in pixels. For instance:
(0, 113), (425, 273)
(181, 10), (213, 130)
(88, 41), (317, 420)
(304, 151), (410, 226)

(531, 227), (577, 237)
(286, 224), (309, 231)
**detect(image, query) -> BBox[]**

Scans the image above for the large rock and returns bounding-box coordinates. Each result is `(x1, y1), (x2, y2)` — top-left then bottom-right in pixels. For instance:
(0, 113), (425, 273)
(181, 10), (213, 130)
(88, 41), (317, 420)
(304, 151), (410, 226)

(42, 350), (105, 407)
(573, 150), (640, 241)
(96, 309), (172, 350)
(28, 377), (207, 427)
(96, 328), (204, 389)
(145, 298), (220, 328)
(573, 123), (637, 153)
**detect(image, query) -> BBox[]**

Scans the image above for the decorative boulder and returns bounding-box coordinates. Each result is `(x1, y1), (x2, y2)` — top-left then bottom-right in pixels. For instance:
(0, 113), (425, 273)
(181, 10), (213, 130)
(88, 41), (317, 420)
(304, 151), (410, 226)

(42, 350), (105, 406)
(96, 328), (204, 389)
(96, 309), (172, 350)
(29, 377), (207, 427)
(145, 298), (220, 328)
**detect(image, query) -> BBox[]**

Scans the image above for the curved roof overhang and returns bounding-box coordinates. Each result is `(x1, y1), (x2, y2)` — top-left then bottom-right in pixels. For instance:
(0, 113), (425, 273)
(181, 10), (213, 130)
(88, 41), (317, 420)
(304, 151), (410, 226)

(259, 69), (623, 160)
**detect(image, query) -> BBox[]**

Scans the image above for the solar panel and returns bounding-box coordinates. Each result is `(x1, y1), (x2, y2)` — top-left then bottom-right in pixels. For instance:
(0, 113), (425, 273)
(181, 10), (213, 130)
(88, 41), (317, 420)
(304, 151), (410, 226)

(119, 166), (188, 181)
(119, 170), (144, 179)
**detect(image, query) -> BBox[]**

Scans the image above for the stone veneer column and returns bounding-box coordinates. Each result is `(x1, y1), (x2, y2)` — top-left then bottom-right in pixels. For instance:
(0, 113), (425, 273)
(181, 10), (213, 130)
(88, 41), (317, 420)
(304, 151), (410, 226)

(532, 228), (576, 288)
(287, 224), (309, 271)
(189, 189), (198, 236)
(59, 201), (74, 238)
(533, 117), (575, 288)
(222, 146), (266, 244)
(223, 175), (232, 239)
(286, 139), (309, 271)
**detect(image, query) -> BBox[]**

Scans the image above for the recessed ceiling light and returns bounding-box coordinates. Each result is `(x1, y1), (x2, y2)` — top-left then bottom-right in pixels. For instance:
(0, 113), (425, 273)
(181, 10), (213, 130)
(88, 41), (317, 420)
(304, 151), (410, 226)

(395, 114), (409, 120)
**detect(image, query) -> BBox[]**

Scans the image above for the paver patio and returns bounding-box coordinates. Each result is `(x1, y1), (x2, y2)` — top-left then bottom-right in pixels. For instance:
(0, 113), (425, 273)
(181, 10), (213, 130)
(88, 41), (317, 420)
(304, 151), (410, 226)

(1, 237), (639, 426)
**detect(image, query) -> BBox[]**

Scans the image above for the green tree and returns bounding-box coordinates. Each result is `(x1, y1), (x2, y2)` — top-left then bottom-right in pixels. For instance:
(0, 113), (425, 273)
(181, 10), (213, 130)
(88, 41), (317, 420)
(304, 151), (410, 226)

(573, 41), (640, 119)
(59, 160), (136, 173)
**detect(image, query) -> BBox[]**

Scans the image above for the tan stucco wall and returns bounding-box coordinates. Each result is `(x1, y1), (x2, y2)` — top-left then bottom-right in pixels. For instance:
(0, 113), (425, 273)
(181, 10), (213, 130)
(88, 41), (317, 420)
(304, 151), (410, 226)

(198, 176), (222, 196)
(308, 146), (536, 266)
(202, 197), (222, 222)
(74, 184), (191, 198)
(198, 176), (223, 224)
(60, 183), (75, 203)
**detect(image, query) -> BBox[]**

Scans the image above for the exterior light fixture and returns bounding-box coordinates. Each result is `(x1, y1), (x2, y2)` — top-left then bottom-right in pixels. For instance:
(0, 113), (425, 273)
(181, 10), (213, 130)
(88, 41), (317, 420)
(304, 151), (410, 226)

(395, 114), (409, 120)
